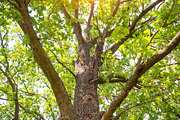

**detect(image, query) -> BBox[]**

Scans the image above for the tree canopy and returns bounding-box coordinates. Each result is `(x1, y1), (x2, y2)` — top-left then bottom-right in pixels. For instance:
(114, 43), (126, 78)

(0, 0), (180, 120)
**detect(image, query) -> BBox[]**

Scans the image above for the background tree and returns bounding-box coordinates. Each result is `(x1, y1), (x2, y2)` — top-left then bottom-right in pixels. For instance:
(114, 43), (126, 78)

(0, 0), (179, 120)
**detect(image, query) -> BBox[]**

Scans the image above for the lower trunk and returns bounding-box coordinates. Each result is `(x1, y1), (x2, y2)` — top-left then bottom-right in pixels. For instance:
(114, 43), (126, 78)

(74, 63), (99, 120)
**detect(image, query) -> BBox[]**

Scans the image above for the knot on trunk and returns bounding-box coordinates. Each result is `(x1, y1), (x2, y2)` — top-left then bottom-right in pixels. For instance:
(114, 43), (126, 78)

(82, 95), (94, 104)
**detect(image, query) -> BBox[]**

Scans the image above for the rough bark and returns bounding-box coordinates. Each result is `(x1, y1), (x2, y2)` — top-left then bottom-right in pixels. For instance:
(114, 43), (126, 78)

(74, 62), (99, 120)
(74, 41), (100, 120)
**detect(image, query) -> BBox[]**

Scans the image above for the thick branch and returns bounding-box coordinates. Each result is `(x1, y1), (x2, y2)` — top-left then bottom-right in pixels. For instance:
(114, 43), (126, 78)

(14, 85), (19, 120)
(112, 0), (120, 17)
(74, 21), (84, 45)
(101, 31), (180, 120)
(9, 2), (77, 119)
(73, 1), (84, 45)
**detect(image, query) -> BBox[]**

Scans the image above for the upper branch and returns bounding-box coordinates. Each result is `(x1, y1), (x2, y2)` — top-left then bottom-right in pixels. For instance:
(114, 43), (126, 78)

(112, 0), (132, 17)
(75, 0), (78, 19)
(107, 0), (163, 55)
(84, 1), (94, 41)
(73, 3), (84, 44)
(87, 1), (94, 27)
(129, 0), (163, 32)
(112, 0), (120, 17)
(62, 2), (84, 44)
(7, 0), (19, 10)
(62, 3), (71, 19)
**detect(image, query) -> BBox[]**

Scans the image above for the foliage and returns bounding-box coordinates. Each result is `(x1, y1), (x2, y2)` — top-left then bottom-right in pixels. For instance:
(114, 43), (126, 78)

(0, 0), (180, 119)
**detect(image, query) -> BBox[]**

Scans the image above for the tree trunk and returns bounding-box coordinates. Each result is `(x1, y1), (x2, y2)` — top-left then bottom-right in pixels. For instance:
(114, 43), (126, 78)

(74, 44), (99, 120)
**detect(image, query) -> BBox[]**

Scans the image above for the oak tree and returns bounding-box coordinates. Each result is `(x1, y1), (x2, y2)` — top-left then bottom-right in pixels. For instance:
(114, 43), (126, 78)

(0, 0), (180, 119)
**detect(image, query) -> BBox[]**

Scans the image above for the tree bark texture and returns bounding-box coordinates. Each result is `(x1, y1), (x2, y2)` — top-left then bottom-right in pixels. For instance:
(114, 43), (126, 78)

(74, 37), (101, 120)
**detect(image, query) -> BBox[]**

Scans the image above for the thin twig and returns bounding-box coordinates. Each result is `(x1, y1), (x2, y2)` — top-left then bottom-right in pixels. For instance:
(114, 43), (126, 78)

(0, 98), (10, 101)
(49, 49), (76, 78)
(19, 104), (45, 120)
(47, 7), (54, 20)
(113, 100), (156, 120)
(146, 0), (176, 47)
